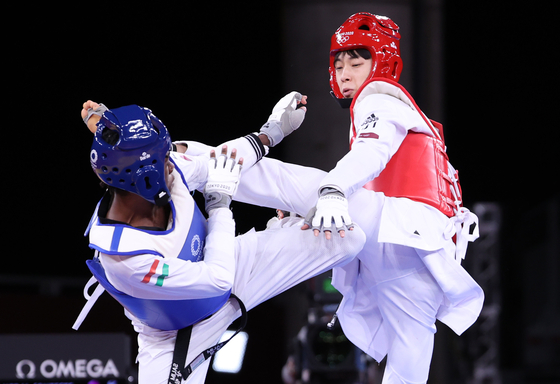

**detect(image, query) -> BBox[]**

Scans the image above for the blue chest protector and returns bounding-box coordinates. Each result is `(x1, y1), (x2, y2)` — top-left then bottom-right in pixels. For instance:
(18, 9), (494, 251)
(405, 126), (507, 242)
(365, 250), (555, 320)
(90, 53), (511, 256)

(84, 164), (231, 331)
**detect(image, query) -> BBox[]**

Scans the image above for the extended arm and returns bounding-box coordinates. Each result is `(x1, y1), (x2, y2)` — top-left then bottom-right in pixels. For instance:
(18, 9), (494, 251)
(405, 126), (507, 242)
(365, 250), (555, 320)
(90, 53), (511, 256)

(81, 92), (307, 190)
(81, 92), (307, 148)
(306, 93), (416, 239)
(234, 157), (326, 215)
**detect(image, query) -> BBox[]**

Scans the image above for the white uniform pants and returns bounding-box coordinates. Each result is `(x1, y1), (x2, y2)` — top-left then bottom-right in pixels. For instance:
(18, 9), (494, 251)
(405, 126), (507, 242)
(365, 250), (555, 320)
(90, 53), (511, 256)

(358, 242), (445, 384)
(135, 223), (365, 383)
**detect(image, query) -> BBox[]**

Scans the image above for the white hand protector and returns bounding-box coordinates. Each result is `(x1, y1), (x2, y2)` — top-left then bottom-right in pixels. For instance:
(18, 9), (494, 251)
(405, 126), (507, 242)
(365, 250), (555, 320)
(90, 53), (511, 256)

(204, 151), (242, 212)
(305, 187), (354, 234)
(259, 91), (306, 146)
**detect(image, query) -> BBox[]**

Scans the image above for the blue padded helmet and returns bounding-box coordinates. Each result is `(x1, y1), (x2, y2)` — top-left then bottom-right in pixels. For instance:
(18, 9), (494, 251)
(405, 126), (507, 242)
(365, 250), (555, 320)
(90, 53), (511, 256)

(90, 105), (173, 206)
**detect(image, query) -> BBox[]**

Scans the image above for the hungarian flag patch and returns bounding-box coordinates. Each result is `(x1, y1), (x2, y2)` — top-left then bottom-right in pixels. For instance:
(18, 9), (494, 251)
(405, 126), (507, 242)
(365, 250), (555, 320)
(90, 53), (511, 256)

(142, 259), (169, 287)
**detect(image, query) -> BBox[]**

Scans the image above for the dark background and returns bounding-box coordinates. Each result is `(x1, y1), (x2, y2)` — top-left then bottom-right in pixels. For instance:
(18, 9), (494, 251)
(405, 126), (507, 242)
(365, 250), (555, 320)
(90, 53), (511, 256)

(2, 1), (558, 383)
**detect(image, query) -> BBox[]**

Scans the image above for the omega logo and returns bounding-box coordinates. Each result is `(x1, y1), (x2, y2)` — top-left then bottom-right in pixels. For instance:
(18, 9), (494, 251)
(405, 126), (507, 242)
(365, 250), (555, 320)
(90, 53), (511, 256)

(16, 358), (119, 379)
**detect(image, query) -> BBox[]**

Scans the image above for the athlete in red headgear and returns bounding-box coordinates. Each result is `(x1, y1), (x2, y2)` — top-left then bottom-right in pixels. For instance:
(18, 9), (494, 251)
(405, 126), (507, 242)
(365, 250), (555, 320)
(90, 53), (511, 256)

(329, 12), (403, 103)
(302, 12), (484, 383)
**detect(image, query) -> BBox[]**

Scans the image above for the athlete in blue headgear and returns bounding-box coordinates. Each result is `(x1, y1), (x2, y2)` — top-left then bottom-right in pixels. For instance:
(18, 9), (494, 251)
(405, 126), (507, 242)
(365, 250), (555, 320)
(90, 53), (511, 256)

(74, 98), (366, 384)
(90, 105), (174, 207)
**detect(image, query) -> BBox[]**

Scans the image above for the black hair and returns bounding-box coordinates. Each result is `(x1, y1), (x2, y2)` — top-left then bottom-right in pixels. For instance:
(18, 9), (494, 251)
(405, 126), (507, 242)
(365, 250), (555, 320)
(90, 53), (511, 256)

(334, 48), (372, 62)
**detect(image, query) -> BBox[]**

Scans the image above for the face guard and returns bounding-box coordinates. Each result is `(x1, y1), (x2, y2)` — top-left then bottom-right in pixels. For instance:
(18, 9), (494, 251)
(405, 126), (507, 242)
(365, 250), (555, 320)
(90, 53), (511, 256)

(329, 12), (402, 104)
(90, 105), (173, 206)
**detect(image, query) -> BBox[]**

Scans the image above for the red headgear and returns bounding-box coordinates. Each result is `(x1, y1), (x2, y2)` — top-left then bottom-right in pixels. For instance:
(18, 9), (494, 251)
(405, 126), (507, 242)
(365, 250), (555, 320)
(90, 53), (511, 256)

(329, 12), (402, 101)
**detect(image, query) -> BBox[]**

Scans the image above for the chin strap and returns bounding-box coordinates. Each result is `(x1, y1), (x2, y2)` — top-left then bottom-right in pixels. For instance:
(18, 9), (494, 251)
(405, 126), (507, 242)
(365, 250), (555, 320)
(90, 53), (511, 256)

(330, 91), (352, 109)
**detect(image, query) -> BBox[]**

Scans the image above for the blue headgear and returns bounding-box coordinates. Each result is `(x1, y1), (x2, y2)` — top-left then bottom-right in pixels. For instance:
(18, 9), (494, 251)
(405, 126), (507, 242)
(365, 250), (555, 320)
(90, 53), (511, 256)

(90, 105), (173, 206)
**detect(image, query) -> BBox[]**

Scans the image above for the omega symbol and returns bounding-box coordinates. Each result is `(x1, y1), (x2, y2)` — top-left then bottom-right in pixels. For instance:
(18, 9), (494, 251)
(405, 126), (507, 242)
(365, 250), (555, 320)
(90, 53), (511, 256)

(16, 360), (36, 379)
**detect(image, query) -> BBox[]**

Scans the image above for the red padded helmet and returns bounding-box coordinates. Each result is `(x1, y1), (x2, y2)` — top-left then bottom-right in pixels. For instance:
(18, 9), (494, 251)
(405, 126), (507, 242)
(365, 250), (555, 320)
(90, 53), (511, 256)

(329, 12), (402, 100)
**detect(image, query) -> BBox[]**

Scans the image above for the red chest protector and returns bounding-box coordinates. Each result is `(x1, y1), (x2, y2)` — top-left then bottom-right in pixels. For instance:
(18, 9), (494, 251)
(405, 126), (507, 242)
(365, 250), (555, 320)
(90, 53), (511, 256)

(351, 79), (461, 218)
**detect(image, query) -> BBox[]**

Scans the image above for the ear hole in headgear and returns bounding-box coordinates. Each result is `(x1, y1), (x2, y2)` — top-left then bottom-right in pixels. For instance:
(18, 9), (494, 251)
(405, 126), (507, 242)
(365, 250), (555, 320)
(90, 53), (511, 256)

(391, 62), (399, 78)
(102, 128), (120, 145)
(144, 177), (153, 190)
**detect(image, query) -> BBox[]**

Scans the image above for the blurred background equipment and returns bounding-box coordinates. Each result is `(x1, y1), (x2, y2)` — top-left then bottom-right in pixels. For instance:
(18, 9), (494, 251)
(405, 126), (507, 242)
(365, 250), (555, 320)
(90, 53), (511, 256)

(282, 272), (381, 384)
